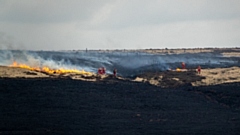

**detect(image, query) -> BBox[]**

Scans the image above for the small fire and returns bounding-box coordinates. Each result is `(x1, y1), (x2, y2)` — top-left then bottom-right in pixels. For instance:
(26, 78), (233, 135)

(176, 68), (181, 72)
(10, 61), (93, 75)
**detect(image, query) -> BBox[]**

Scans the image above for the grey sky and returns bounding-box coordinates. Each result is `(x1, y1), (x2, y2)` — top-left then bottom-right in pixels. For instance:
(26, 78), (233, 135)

(0, 0), (240, 50)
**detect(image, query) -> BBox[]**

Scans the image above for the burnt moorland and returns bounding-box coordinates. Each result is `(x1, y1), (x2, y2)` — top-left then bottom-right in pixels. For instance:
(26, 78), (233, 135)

(0, 77), (240, 135)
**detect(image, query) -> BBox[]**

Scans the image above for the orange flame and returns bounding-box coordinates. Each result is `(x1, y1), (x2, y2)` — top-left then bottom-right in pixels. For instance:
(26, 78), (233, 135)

(10, 61), (93, 75)
(176, 68), (181, 72)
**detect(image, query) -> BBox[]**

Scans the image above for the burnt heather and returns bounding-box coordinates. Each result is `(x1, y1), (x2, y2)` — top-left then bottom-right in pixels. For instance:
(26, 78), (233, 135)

(0, 78), (240, 134)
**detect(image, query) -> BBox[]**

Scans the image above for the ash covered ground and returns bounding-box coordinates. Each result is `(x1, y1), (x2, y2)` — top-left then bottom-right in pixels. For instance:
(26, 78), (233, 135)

(0, 77), (240, 134)
(0, 48), (240, 134)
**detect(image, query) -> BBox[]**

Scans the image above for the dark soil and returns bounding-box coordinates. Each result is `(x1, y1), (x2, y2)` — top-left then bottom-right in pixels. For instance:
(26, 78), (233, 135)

(0, 78), (240, 135)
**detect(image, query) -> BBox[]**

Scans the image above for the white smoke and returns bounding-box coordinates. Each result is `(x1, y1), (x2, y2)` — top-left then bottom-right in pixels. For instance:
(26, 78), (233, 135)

(0, 48), (239, 77)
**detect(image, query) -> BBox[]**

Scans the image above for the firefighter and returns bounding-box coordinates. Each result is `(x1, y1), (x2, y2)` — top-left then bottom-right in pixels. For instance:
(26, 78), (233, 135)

(181, 62), (186, 69)
(197, 65), (201, 74)
(113, 68), (117, 77)
(98, 68), (102, 75)
(102, 67), (106, 74)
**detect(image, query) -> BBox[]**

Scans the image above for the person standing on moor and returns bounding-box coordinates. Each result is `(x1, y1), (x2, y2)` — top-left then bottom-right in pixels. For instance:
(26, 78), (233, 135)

(181, 62), (186, 69)
(113, 68), (117, 77)
(197, 66), (201, 74)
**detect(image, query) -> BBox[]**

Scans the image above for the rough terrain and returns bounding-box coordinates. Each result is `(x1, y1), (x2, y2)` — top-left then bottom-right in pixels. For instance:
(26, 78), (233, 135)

(0, 66), (240, 134)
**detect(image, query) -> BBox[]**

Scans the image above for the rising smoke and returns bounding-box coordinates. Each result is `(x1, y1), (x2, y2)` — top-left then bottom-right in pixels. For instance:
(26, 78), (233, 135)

(1, 32), (239, 76)
(0, 48), (239, 77)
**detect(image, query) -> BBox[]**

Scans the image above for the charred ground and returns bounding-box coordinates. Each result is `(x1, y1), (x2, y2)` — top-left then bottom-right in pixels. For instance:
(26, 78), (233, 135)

(0, 77), (240, 135)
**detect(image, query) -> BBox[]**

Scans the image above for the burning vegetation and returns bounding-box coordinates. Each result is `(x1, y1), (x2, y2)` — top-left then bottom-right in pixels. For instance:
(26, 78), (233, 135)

(10, 61), (93, 76)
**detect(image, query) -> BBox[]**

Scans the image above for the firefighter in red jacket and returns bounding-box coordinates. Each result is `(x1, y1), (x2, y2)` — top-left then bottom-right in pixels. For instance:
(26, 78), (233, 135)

(197, 66), (201, 74)
(181, 62), (186, 69)
(98, 68), (102, 75)
(102, 67), (106, 75)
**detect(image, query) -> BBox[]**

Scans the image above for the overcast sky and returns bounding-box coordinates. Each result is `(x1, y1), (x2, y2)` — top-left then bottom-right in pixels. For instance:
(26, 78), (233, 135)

(0, 0), (240, 50)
